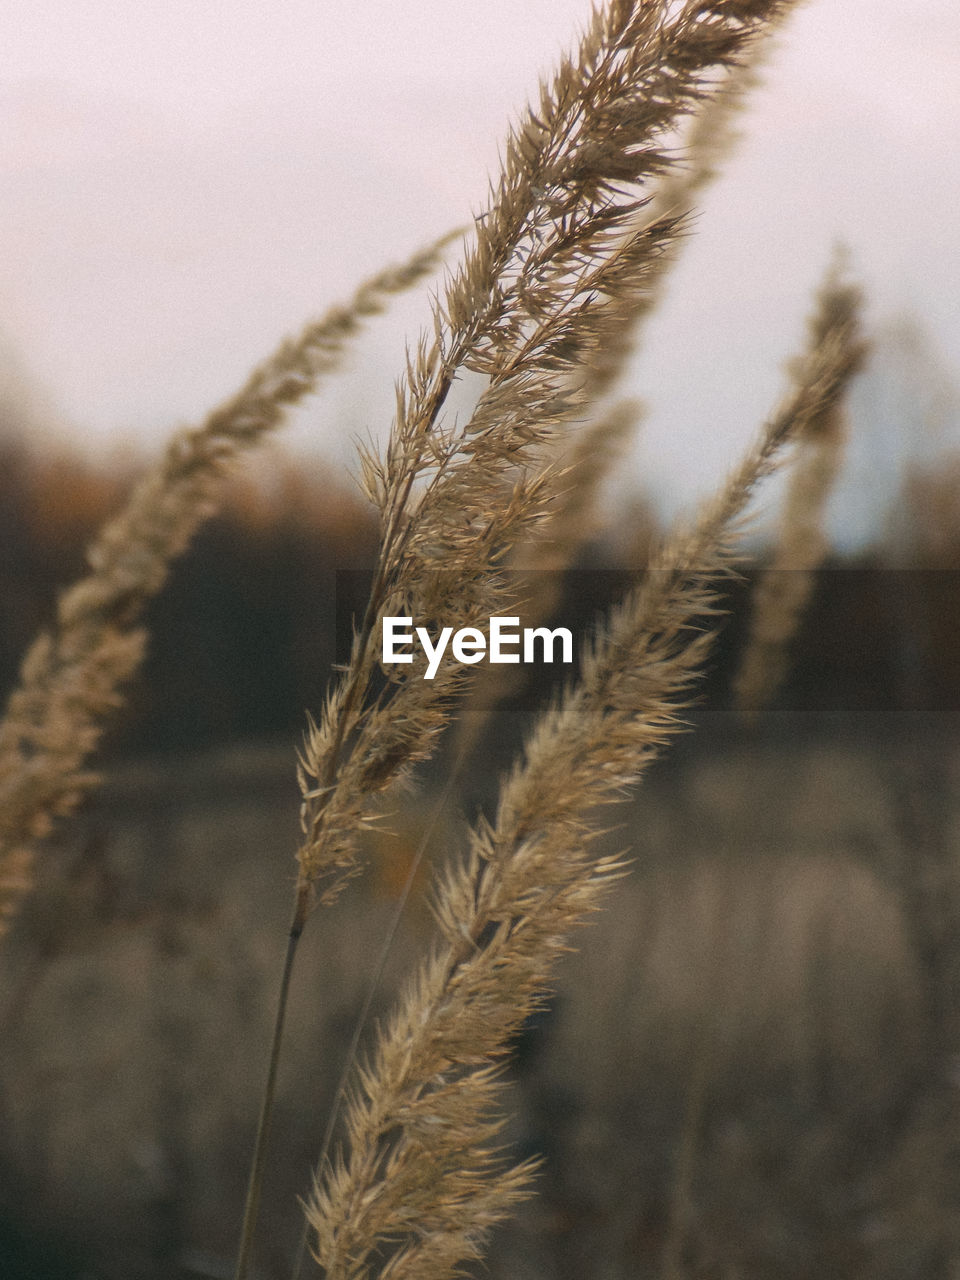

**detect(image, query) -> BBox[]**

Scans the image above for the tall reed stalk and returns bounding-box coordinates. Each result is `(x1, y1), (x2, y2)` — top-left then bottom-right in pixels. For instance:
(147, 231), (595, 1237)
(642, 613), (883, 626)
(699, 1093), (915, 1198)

(0, 235), (456, 940)
(734, 260), (862, 722)
(0, 3), (878, 1276)
(291, 0), (800, 917)
(453, 30), (782, 755)
(232, 2), (802, 1272)
(303, 269), (864, 1280)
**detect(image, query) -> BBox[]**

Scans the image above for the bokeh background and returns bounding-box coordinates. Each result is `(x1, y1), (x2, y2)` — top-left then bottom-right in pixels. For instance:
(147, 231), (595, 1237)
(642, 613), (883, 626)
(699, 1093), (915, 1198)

(2, 4), (960, 1279)
(2, 0), (959, 525)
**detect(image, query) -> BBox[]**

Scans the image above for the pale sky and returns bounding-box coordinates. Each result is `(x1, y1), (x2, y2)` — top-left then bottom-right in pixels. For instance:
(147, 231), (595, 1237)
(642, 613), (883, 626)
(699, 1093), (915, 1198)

(1, 0), (958, 529)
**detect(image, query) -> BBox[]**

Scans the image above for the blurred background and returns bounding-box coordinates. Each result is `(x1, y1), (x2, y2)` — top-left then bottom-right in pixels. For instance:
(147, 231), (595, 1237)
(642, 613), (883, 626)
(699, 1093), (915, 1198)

(2, 3), (960, 1278)
(1, 0), (959, 521)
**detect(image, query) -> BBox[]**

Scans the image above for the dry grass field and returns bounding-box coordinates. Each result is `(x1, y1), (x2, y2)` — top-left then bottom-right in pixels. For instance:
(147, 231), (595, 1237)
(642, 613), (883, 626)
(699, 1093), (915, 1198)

(0, 712), (956, 1278)
(1, 546), (958, 1278)
(2, 1), (959, 1277)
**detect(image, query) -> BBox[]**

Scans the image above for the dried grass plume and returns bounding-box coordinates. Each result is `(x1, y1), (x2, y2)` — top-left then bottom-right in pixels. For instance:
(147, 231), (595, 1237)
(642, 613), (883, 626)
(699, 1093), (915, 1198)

(0, 235), (458, 940)
(304, 264), (865, 1280)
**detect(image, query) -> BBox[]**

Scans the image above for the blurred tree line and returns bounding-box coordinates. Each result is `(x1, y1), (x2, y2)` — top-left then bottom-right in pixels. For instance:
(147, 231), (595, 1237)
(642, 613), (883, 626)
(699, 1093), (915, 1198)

(0, 429), (957, 762)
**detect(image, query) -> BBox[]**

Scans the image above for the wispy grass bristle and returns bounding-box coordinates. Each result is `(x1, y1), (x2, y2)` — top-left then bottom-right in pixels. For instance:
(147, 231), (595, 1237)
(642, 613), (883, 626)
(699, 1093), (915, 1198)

(735, 266), (868, 721)
(303, 266), (864, 1280)
(0, 233), (457, 940)
(295, 0), (797, 914)
(0, 4), (892, 1278)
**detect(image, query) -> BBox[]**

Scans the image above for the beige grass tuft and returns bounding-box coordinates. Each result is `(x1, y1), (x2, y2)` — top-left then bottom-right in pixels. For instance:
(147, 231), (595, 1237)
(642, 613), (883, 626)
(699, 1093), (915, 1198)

(303, 268), (864, 1280)
(448, 24), (785, 763)
(734, 266), (868, 722)
(295, 0), (799, 914)
(0, 234), (457, 940)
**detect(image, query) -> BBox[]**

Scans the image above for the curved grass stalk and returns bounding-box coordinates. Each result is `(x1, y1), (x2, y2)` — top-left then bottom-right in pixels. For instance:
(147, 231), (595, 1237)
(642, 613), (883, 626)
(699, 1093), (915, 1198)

(0, 232), (459, 942)
(241, 2), (806, 1271)
(734, 262), (865, 721)
(303, 268), (864, 1280)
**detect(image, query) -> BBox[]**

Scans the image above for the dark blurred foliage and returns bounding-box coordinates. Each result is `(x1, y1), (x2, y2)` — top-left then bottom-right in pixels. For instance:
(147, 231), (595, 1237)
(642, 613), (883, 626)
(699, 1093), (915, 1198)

(0, 430), (958, 763)
(1, 428), (959, 1280)
(0, 434), (379, 757)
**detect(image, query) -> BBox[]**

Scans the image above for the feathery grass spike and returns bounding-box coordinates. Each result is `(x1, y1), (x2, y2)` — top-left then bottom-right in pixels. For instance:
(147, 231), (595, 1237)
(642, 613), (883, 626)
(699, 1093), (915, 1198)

(0, 232), (458, 941)
(450, 35), (784, 756)
(294, 0), (799, 914)
(245, 3), (804, 1273)
(735, 264), (867, 721)
(303, 263), (864, 1280)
